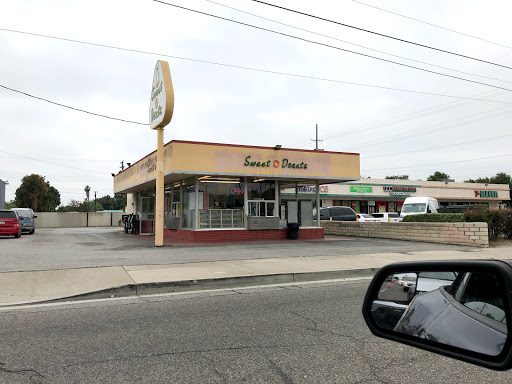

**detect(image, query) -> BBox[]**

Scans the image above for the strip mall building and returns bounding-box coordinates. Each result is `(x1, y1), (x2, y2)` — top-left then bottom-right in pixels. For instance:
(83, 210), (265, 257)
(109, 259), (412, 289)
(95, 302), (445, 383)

(281, 178), (510, 214)
(113, 140), (360, 241)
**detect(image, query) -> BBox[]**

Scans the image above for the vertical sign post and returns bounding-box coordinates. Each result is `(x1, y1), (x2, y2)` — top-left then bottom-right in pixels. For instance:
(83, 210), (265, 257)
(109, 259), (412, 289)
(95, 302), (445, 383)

(149, 60), (175, 246)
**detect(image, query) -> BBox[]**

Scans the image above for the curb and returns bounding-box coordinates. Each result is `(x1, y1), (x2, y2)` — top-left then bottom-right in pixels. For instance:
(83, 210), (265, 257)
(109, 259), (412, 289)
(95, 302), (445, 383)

(0, 267), (379, 308)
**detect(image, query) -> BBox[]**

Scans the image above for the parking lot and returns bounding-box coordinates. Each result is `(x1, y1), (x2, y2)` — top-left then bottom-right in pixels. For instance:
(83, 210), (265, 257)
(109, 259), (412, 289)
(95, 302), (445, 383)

(0, 227), (482, 273)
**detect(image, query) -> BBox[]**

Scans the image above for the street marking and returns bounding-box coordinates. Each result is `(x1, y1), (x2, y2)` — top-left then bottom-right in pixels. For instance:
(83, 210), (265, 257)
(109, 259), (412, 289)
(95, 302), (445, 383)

(88, 233), (106, 239)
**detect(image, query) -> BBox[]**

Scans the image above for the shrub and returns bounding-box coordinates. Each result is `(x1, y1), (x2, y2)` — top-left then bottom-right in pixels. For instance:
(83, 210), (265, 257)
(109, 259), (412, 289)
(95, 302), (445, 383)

(463, 209), (505, 240)
(402, 213), (465, 222)
(502, 210), (512, 239)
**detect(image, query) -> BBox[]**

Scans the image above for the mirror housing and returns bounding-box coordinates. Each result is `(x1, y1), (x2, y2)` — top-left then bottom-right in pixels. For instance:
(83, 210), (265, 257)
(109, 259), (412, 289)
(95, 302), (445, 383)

(362, 260), (512, 370)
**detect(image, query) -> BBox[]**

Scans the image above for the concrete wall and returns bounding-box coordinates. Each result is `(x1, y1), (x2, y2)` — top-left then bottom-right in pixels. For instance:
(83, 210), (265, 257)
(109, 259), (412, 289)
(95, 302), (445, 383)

(321, 221), (489, 247)
(35, 212), (125, 228)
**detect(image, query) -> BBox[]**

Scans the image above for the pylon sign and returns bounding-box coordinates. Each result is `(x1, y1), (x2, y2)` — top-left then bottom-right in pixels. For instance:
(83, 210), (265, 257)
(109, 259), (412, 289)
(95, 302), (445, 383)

(149, 60), (174, 129)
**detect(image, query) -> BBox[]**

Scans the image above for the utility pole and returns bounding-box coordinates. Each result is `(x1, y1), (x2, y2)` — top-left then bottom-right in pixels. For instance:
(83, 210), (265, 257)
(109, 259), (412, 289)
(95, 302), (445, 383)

(94, 191), (97, 212)
(311, 124), (323, 150)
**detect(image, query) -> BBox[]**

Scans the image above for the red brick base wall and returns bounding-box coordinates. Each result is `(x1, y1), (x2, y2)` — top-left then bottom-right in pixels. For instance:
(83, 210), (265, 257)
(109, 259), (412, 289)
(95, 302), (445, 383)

(163, 227), (324, 243)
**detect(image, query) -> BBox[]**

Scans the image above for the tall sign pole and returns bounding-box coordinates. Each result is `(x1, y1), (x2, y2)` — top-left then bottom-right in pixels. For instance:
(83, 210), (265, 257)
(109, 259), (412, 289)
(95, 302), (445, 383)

(149, 60), (175, 247)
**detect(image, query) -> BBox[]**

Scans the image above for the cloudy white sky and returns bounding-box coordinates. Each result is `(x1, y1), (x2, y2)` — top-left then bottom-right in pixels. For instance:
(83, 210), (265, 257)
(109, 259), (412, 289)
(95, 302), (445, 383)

(1, 0), (512, 205)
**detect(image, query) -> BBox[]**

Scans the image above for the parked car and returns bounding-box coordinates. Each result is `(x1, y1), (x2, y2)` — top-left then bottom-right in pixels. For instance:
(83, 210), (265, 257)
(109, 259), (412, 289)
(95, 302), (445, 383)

(371, 212), (402, 222)
(11, 208), (37, 234)
(0, 209), (22, 238)
(356, 213), (379, 222)
(313, 206), (357, 221)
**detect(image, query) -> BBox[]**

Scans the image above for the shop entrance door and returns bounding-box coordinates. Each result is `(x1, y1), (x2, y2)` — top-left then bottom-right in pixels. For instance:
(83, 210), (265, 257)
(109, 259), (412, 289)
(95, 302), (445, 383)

(139, 196), (155, 235)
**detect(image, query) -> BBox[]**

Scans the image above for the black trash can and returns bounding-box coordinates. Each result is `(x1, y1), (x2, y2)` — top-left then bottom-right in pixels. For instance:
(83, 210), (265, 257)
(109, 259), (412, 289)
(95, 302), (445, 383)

(287, 223), (299, 240)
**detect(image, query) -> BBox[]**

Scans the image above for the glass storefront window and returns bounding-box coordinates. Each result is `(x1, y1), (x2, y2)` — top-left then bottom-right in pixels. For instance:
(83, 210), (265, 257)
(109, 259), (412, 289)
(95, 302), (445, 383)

(247, 180), (275, 200)
(198, 179), (244, 229)
(181, 178), (196, 229)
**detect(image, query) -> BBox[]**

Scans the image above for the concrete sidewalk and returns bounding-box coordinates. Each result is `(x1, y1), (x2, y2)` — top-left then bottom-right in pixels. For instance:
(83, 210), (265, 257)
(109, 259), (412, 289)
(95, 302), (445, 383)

(1, 247), (510, 307)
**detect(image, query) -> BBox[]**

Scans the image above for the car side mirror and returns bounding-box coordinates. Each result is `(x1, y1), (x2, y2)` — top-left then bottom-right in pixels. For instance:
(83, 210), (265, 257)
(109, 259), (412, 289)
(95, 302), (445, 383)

(362, 260), (512, 370)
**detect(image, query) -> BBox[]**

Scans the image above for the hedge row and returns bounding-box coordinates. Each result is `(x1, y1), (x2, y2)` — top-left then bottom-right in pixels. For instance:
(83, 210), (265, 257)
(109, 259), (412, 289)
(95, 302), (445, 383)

(402, 209), (512, 240)
(402, 213), (465, 222)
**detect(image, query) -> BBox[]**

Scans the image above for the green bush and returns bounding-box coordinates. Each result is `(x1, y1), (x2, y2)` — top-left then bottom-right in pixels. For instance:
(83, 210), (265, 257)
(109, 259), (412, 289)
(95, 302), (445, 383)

(502, 210), (512, 239)
(402, 213), (465, 222)
(463, 209), (506, 240)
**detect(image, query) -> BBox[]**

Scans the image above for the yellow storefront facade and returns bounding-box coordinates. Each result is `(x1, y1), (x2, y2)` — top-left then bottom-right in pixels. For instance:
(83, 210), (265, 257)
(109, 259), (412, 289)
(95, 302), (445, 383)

(113, 140), (360, 242)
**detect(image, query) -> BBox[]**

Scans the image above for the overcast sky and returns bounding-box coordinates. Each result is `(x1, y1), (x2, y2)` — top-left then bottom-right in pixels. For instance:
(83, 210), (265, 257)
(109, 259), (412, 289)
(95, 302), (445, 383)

(1, 0), (512, 205)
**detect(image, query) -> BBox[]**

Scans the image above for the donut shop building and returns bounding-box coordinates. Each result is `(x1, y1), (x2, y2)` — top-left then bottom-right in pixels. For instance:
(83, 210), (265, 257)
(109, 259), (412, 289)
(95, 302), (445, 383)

(113, 140), (360, 242)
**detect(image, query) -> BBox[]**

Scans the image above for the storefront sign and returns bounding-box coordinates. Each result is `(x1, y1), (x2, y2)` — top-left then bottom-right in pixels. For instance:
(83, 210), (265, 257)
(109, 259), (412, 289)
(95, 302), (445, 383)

(350, 186), (372, 193)
(384, 186), (416, 196)
(369, 201), (376, 206)
(244, 156), (308, 169)
(475, 190), (499, 198)
(140, 151), (168, 176)
(297, 186), (329, 193)
(231, 188), (244, 195)
(149, 60), (174, 129)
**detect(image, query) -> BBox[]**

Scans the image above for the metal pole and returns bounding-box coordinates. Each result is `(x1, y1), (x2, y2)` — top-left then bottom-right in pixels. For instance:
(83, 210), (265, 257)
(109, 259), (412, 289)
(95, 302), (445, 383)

(155, 128), (165, 247)
(194, 176), (199, 230)
(316, 181), (320, 227)
(315, 124), (318, 150)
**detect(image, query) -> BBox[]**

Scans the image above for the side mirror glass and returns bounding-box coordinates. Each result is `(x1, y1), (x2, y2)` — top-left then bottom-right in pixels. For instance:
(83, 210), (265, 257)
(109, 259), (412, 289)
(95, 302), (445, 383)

(363, 261), (512, 370)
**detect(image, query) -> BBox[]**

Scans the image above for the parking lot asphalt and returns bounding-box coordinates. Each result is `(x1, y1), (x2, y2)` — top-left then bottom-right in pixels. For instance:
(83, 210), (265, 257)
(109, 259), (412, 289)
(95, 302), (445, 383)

(0, 227), (482, 273)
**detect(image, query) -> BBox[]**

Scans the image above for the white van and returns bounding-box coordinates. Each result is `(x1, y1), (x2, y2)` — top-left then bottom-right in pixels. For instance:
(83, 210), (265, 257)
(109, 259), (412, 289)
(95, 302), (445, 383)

(400, 197), (439, 218)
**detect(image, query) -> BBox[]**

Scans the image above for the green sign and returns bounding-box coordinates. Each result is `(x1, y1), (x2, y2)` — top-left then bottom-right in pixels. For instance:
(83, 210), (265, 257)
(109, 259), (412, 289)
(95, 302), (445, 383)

(350, 186), (373, 193)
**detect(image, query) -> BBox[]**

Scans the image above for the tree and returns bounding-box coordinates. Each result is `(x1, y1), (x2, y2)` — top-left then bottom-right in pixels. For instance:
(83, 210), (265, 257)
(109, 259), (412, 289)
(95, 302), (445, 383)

(5, 200), (16, 209)
(84, 185), (91, 201)
(15, 175), (62, 211)
(427, 171), (450, 181)
(385, 175), (409, 180)
(15, 174), (48, 211)
(41, 185), (61, 212)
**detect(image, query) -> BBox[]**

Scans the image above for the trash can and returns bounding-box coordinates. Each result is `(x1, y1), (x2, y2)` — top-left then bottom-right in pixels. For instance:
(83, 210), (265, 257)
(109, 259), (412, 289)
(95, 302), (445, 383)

(287, 223), (299, 240)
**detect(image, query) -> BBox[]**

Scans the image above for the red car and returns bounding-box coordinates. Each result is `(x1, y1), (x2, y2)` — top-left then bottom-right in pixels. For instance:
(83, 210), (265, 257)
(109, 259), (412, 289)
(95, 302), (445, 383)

(0, 209), (22, 238)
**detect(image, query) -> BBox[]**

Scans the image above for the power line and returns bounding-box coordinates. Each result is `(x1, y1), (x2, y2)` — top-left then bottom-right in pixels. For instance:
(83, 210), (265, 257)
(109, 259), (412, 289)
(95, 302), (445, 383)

(346, 106), (512, 150)
(0, 149), (109, 174)
(0, 84), (147, 125)
(248, 0), (512, 70)
(291, 89), (507, 148)
(362, 153), (512, 171)
(150, 1), (512, 92)
(352, 0), (512, 50)
(363, 132), (512, 159)
(204, 0), (512, 84)
(2, 27), (512, 103)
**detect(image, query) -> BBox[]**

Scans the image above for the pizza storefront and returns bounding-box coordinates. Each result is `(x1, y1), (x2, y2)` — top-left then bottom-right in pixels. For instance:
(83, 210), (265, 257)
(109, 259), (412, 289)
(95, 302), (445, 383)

(113, 140), (360, 242)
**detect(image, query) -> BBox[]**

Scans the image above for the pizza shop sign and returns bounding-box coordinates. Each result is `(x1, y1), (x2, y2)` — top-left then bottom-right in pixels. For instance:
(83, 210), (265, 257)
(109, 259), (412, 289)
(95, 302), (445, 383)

(244, 156), (308, 170)
(384, 186), (417, 196)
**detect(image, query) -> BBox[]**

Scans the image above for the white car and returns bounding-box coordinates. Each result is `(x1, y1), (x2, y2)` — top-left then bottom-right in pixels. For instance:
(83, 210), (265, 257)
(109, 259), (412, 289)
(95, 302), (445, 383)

(357, 214), (380, 222)
(372, 212), (402, 222)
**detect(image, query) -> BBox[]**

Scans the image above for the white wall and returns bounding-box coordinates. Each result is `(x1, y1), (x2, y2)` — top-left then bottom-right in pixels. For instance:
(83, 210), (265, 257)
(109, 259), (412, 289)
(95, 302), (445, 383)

(35, 212), (124, 228)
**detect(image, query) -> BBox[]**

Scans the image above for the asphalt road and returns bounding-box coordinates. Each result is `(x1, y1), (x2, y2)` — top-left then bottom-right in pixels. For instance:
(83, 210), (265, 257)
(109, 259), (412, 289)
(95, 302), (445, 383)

(1, 279), (509, 383)
(0, 227), (479, 272)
